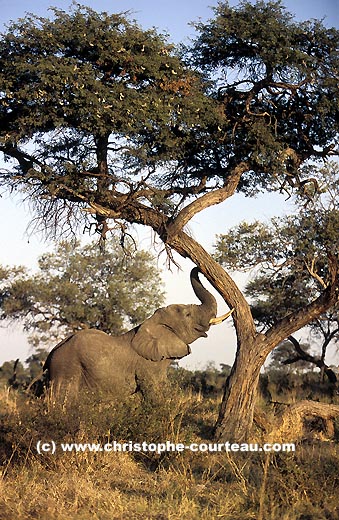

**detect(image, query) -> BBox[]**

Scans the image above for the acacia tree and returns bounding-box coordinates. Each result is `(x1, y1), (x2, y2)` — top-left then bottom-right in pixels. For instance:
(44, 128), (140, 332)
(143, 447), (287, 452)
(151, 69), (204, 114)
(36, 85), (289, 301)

(1, 2), (339, 440)
(0, 239), (164, 347)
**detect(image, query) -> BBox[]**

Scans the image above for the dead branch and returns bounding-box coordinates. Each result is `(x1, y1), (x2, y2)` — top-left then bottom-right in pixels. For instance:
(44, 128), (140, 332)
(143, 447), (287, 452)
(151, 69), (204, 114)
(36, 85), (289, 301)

(267, 400), (339, 443)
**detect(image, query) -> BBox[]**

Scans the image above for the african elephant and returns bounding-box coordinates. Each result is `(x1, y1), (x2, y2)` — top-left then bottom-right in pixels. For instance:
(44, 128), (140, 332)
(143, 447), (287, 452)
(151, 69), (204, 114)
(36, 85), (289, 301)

(43, 268), (232, 403)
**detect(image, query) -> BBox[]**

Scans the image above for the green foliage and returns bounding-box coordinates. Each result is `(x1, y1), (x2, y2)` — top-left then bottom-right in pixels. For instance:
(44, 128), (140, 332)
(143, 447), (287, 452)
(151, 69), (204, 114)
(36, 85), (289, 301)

(215, 163), (339, 325)
(0, 2), (338, 237)
(169, 362), (232, 396)
(0, 4), (215, 207)
(25, 349), (48, 378)
(0, 5), (207, 141)
(190, 0), (339, 191)
(214, 221), (280, 272)
(0, 359), (27, 386)
(0, 238), (165, 347)
(220, 207), (339, 321)
(260, 368), (338, 404)
(219, 207), (339, 316)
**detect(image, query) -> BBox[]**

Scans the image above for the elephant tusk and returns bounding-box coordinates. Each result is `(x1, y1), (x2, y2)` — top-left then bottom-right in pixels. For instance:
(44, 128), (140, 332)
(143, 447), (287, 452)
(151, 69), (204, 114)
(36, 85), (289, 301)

(209, 308), (234, 325)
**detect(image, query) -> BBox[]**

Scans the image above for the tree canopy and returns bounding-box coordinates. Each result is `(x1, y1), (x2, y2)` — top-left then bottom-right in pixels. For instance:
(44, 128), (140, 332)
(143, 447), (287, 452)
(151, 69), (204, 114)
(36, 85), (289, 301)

(0, 239), (164, 347)
(0, 4), (217, 238)
(215, 208), (339, 323)
(190, 0), (339, 191)
(0, 2), (338, 240)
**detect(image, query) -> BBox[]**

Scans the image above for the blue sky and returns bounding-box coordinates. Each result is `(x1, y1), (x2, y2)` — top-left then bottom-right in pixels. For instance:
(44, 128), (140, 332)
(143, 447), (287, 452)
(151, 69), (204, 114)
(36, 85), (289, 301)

(1, 0), (338, 35)
(0, 0), (338, 367)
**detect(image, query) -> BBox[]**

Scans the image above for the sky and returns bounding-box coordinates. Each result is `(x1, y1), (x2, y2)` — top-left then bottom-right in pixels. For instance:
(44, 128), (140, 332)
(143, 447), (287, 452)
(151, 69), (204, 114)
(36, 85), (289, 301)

(0, 0), (338, 368)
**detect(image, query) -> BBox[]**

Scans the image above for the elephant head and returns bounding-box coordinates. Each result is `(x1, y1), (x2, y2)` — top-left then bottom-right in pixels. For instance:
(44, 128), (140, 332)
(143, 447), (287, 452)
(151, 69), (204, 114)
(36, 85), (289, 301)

(130, 267), (232, 362)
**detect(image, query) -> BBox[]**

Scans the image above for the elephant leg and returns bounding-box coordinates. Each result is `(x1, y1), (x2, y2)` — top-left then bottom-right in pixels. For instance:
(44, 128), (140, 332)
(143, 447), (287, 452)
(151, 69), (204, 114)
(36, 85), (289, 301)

(135, 362), (170, 406)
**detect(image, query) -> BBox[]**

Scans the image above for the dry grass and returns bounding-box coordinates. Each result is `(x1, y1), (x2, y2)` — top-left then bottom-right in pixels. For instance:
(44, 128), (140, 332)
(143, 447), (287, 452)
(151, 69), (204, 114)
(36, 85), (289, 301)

(1, 385), (339, 520)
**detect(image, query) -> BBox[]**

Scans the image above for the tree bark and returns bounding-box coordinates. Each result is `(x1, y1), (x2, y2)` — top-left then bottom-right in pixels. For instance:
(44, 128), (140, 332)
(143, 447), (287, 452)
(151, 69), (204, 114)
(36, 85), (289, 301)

(214, 336), (264, 441)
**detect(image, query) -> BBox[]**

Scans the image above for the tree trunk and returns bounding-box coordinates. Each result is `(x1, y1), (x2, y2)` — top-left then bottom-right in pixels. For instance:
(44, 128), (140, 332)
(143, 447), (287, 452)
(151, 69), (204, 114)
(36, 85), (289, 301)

(170, 232), (264, 441)
(214, 335), (265, 441)
(271, 400), (339, 442)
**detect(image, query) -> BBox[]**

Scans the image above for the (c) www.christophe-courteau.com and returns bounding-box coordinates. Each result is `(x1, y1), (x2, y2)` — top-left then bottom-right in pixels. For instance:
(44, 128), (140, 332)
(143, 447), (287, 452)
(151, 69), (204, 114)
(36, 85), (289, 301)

(36, 440), (296, 455)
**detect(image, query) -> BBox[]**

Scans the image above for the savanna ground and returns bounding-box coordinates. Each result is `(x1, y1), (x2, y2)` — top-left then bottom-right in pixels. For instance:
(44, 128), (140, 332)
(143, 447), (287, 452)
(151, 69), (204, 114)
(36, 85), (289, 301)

(1, 369), (339, 520)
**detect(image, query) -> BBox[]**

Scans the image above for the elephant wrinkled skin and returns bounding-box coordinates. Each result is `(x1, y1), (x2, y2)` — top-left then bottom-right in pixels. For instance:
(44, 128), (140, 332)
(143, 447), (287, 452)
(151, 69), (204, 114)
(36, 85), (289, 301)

(44, 268), (231, 402)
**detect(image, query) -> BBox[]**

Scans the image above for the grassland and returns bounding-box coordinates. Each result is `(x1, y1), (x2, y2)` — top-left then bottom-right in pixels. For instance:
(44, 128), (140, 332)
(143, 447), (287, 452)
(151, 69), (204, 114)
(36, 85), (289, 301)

(1, 381), (339, 520)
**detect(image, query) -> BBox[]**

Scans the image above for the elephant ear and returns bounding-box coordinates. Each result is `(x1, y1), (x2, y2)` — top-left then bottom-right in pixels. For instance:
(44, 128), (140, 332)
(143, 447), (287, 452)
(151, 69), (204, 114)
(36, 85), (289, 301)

(131, 321), (190, 361)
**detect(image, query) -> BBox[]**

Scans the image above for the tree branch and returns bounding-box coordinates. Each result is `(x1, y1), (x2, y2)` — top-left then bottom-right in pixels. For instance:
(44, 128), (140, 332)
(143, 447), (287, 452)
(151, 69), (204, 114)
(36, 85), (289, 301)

(0, 143), (35, 174)
(305, 256), (328, 288)
(270, 400), (339, 443)
(168, 230), (256, 341)
(264, 277), (339, 357)
(282, 336), (337, 382)
(166, 162), (248, 237)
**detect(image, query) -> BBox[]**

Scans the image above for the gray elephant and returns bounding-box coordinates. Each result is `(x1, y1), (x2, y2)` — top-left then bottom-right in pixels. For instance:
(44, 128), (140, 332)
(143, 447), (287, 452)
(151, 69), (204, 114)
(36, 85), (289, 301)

(43, 268), (232, 403)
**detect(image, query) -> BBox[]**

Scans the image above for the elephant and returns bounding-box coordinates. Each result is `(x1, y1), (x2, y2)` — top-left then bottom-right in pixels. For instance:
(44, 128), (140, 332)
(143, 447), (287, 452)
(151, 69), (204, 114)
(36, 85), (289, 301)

(43, 268), (233, 403)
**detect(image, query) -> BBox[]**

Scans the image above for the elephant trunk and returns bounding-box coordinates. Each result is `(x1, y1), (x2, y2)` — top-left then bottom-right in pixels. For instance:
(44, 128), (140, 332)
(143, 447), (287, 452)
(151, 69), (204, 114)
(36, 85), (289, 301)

(190, 268), (217, 317)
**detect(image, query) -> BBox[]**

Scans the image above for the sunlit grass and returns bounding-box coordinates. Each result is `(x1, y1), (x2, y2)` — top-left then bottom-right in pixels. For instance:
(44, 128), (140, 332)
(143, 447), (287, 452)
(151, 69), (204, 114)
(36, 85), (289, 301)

(1, 384), (339, 519)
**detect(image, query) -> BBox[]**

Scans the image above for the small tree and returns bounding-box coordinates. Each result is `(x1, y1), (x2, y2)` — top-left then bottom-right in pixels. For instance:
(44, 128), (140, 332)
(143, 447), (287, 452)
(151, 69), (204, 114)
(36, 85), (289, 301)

(0, 359), (27, 386)
(0, 238), (165, 348)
